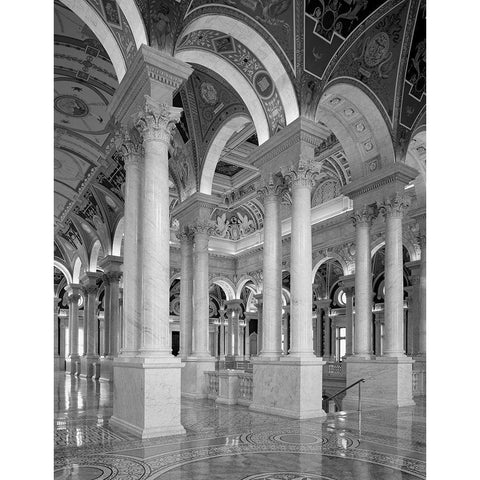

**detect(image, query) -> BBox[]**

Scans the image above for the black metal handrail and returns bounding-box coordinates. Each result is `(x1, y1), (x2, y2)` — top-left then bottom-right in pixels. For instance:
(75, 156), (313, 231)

(325, 378), (365, 403)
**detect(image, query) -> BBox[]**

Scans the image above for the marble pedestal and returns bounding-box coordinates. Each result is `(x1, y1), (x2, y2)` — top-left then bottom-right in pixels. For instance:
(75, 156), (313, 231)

(110, 356), (185, 439)
(216, 370), (240, 405)
(65, 355), (80, 376)
(181, 357), (215, 399)
(342, 357), (415, 410)
(80, 355), (98, 379)
(249, 357), (327, 419)
(54, 355), (65, 371)
(100, 357), (114, 382)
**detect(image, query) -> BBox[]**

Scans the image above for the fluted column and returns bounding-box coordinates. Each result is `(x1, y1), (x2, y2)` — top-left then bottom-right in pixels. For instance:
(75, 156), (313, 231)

(54, 296), (59, 357)
(226, 300), (243, 358)
(134, 98), (183, 357)
(80, 273), (100, 357)
(191, 222), (213, 358)
(258, 174), (285, 358)
(284, 165), (318, 357)
(116, 127), (143, 356)
(351, 206), (376, 358)
(379, 194), (409, 357)
(66, 284), (82, 375)
(417, 233), (426, 356)
(177, 228), (194, 360)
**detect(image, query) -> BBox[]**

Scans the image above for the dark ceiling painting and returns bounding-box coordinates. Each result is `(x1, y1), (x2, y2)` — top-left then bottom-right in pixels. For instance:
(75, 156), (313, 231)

(181, 63), (249, 169)
(327, 0), (409, 123)
(85, 0), (137, 66)
(177, 29), (286, 135)
(215, 161), (244, 177)
(185, 0), (296, 71)
(399, 0), (425, 129)
(304, 0), (388, 80)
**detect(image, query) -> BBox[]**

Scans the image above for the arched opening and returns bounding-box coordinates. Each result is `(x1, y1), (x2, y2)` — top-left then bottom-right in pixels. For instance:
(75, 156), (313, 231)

(112, 217), (125, 257)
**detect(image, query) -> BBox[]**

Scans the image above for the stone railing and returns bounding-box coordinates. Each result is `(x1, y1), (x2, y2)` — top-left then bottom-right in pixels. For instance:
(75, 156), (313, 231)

(412, 368), (426, 396)
(323, 362), (346, 378)
(204, 371), (219, 400)
(237, 372), (253, 406)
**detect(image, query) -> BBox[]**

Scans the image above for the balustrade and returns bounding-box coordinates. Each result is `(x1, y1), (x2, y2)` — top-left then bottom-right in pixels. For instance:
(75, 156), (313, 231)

(238, 372), (253, 405)
(204, 371), (219, 399)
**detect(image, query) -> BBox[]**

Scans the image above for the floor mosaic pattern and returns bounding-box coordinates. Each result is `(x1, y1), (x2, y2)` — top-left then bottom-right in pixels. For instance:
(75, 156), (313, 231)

(54, 373), (426, 479)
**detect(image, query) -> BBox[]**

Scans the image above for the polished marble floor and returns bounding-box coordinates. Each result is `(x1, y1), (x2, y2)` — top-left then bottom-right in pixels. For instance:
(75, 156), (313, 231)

(54, 373), (426, 479)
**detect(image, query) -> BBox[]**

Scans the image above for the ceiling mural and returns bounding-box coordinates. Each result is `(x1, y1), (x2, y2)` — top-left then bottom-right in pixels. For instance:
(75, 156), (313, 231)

(327, 0), (409, 122)
(54, 1), (119, 230)
(177, 30), (287, 135)
(181, 63), (250, 169)
(85, 0), (137, 65)
(185, 0), (296, 72)
(304, 0), (388, 80)
(399, 0), (425, 130)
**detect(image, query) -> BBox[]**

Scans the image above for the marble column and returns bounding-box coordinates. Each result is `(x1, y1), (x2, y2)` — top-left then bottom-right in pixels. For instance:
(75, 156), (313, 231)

(340, 274), (355, 357)
(80, 272), (100, 378)
(351, 206), (376, 358)
(258, 174), (284, 359)
(226, 300), (243, 359)
(245, 315), (250, 358)
(285, 165), (317, 357)
(417, 232), (426, 356)
(191, 223), (213, 358)
(374, 311), (384, 356)
(379, 194), (409, 357)
(59, 315), (67, 361)
(117, 128), (143, 356)
(219, 321), (226, 358)
(109, 46), (192, 439)
(54, 296), (60, 370)
(99, 256), (123, 382)
(177, 228), (194, 360)
(66, 284), (82, 376)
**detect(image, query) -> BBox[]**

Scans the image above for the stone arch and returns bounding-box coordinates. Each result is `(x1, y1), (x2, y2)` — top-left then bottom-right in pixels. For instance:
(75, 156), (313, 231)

(116, 0), (148, 49)
(112, 217), (124, 257)
(281, 287), (290, 306)
(59, 0), (126, 81)
(54, 259), (73, 285)
(371, 239), (418, 263)
(405, 128), (426, 207)
(234, 274), (259, 299)
(89, 239), (103, 272)
(199, 114), (251, 194)
(312, 254), (349, 283)
(209, 276), (235, 300)
(72, 256), (83, 283)
(315, 81), (395, 182)
(176, 14), (299, 125)
(175, 48), (269, 144)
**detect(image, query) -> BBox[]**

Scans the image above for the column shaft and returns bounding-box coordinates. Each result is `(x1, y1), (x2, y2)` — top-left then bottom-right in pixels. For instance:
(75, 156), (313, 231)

(54, 297), (59, 356)
(345, 289), (354, 356)
(245, 318), (250, 357)
(103, 280), (111, 356)
(179, 232), (194, 359)
(288, 173), (315, 357)
(108, 274), (121, 356)
(192, 229), (211, 357)
(352, 207), (375, 357)
(418, 236), (426, 355)
(259, 178), (283, 358)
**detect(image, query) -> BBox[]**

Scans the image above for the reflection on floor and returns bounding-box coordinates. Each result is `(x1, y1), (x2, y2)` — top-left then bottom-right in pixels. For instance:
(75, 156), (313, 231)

(54, 373), (426, 479)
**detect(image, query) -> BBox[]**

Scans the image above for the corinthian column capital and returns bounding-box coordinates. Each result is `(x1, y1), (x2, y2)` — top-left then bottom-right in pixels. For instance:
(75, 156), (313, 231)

(282, 162), (320, 189)
(191, 219), (215, 237)
(351, 205), (377, 227)
(257, 173), (286, 201)
(114, 123), (144, 164)
(133, 95), (182, 145)
(378, 193), (410, 219)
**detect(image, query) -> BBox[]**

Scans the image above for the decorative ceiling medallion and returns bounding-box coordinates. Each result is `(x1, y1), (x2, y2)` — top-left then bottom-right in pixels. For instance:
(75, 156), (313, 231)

(54, 95), (89, 118)
(344, 107), (355, 117)
(253, 70), (274, 100)
(363, 32), (391, 67)
(200, 82), (218, 105)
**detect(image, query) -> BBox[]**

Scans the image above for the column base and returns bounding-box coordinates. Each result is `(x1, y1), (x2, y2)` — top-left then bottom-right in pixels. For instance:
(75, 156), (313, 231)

(181, 357), (215, 399)
(110, 356), (186, 439)
(249, 357), (327, 419)
(79, 355), (99, 379)
(66, 355), (80, 376)
(100, 357), (114, 382)
(342, 356), (415, 411)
